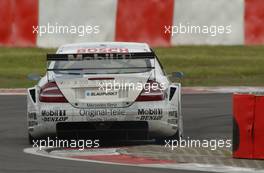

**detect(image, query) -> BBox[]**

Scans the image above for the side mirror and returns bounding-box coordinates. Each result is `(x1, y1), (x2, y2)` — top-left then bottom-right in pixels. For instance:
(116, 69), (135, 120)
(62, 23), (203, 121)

(27, 73), (41, 81)
(171, 71), (184, 79)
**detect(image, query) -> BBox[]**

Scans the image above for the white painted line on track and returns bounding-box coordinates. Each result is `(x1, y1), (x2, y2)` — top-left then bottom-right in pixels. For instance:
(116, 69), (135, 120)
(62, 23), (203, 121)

(23, 147), (264, 173)
(50, 148), (120, 157)
(0, 93), (26, 95)
(0, 89), (26, 95)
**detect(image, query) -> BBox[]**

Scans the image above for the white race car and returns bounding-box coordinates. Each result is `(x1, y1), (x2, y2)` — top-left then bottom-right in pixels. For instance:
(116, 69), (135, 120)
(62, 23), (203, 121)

(27, 42), (183, 143)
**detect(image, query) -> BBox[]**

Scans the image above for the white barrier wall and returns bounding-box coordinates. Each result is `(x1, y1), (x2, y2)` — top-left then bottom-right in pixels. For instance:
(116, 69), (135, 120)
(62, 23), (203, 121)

(172, 0), (244, 45)
(37, 0), (117, 47)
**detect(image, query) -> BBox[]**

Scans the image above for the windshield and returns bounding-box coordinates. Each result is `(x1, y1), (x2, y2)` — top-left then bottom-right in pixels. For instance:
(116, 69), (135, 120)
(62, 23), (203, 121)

(53, 58), (152, 74)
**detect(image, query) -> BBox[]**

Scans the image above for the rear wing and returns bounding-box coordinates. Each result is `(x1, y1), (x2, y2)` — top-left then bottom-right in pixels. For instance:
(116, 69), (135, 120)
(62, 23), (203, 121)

(46, 52), (156, 71)
(46, 52), (157, 81)
(47, 52), (155, 61)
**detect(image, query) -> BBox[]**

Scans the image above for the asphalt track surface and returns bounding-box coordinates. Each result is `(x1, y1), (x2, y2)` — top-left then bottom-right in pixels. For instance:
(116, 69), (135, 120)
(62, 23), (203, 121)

(0, 94), (232, 173)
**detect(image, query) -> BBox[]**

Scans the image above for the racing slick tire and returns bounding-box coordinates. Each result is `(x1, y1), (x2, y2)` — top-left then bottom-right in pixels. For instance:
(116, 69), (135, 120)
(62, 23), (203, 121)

(155, 130), (181, 145)
(28, 133), (36, 145)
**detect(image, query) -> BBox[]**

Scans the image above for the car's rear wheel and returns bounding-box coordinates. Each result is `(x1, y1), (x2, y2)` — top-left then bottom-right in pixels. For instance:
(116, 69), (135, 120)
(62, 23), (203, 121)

(155, 130), (180, 145)
(28, 133), (36, 145)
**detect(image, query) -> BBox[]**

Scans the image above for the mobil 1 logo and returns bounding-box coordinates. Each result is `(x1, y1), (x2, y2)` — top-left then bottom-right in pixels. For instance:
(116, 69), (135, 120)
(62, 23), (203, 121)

(138, 108), (163, 120)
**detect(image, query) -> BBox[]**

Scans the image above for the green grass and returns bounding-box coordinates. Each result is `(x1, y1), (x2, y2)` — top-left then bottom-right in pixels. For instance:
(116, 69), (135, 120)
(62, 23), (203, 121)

(0, 47), (55, 88)
(0, 46), (264, 88)
(156, 46), (264, 86)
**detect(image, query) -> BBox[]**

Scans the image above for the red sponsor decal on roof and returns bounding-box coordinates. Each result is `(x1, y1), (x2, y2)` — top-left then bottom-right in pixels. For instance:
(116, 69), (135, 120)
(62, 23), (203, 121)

(77, 48), (129, 53)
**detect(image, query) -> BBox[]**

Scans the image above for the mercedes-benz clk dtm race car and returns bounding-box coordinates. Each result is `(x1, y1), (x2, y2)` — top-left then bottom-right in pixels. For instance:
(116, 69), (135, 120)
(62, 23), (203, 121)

(27, 42), (183, 143)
